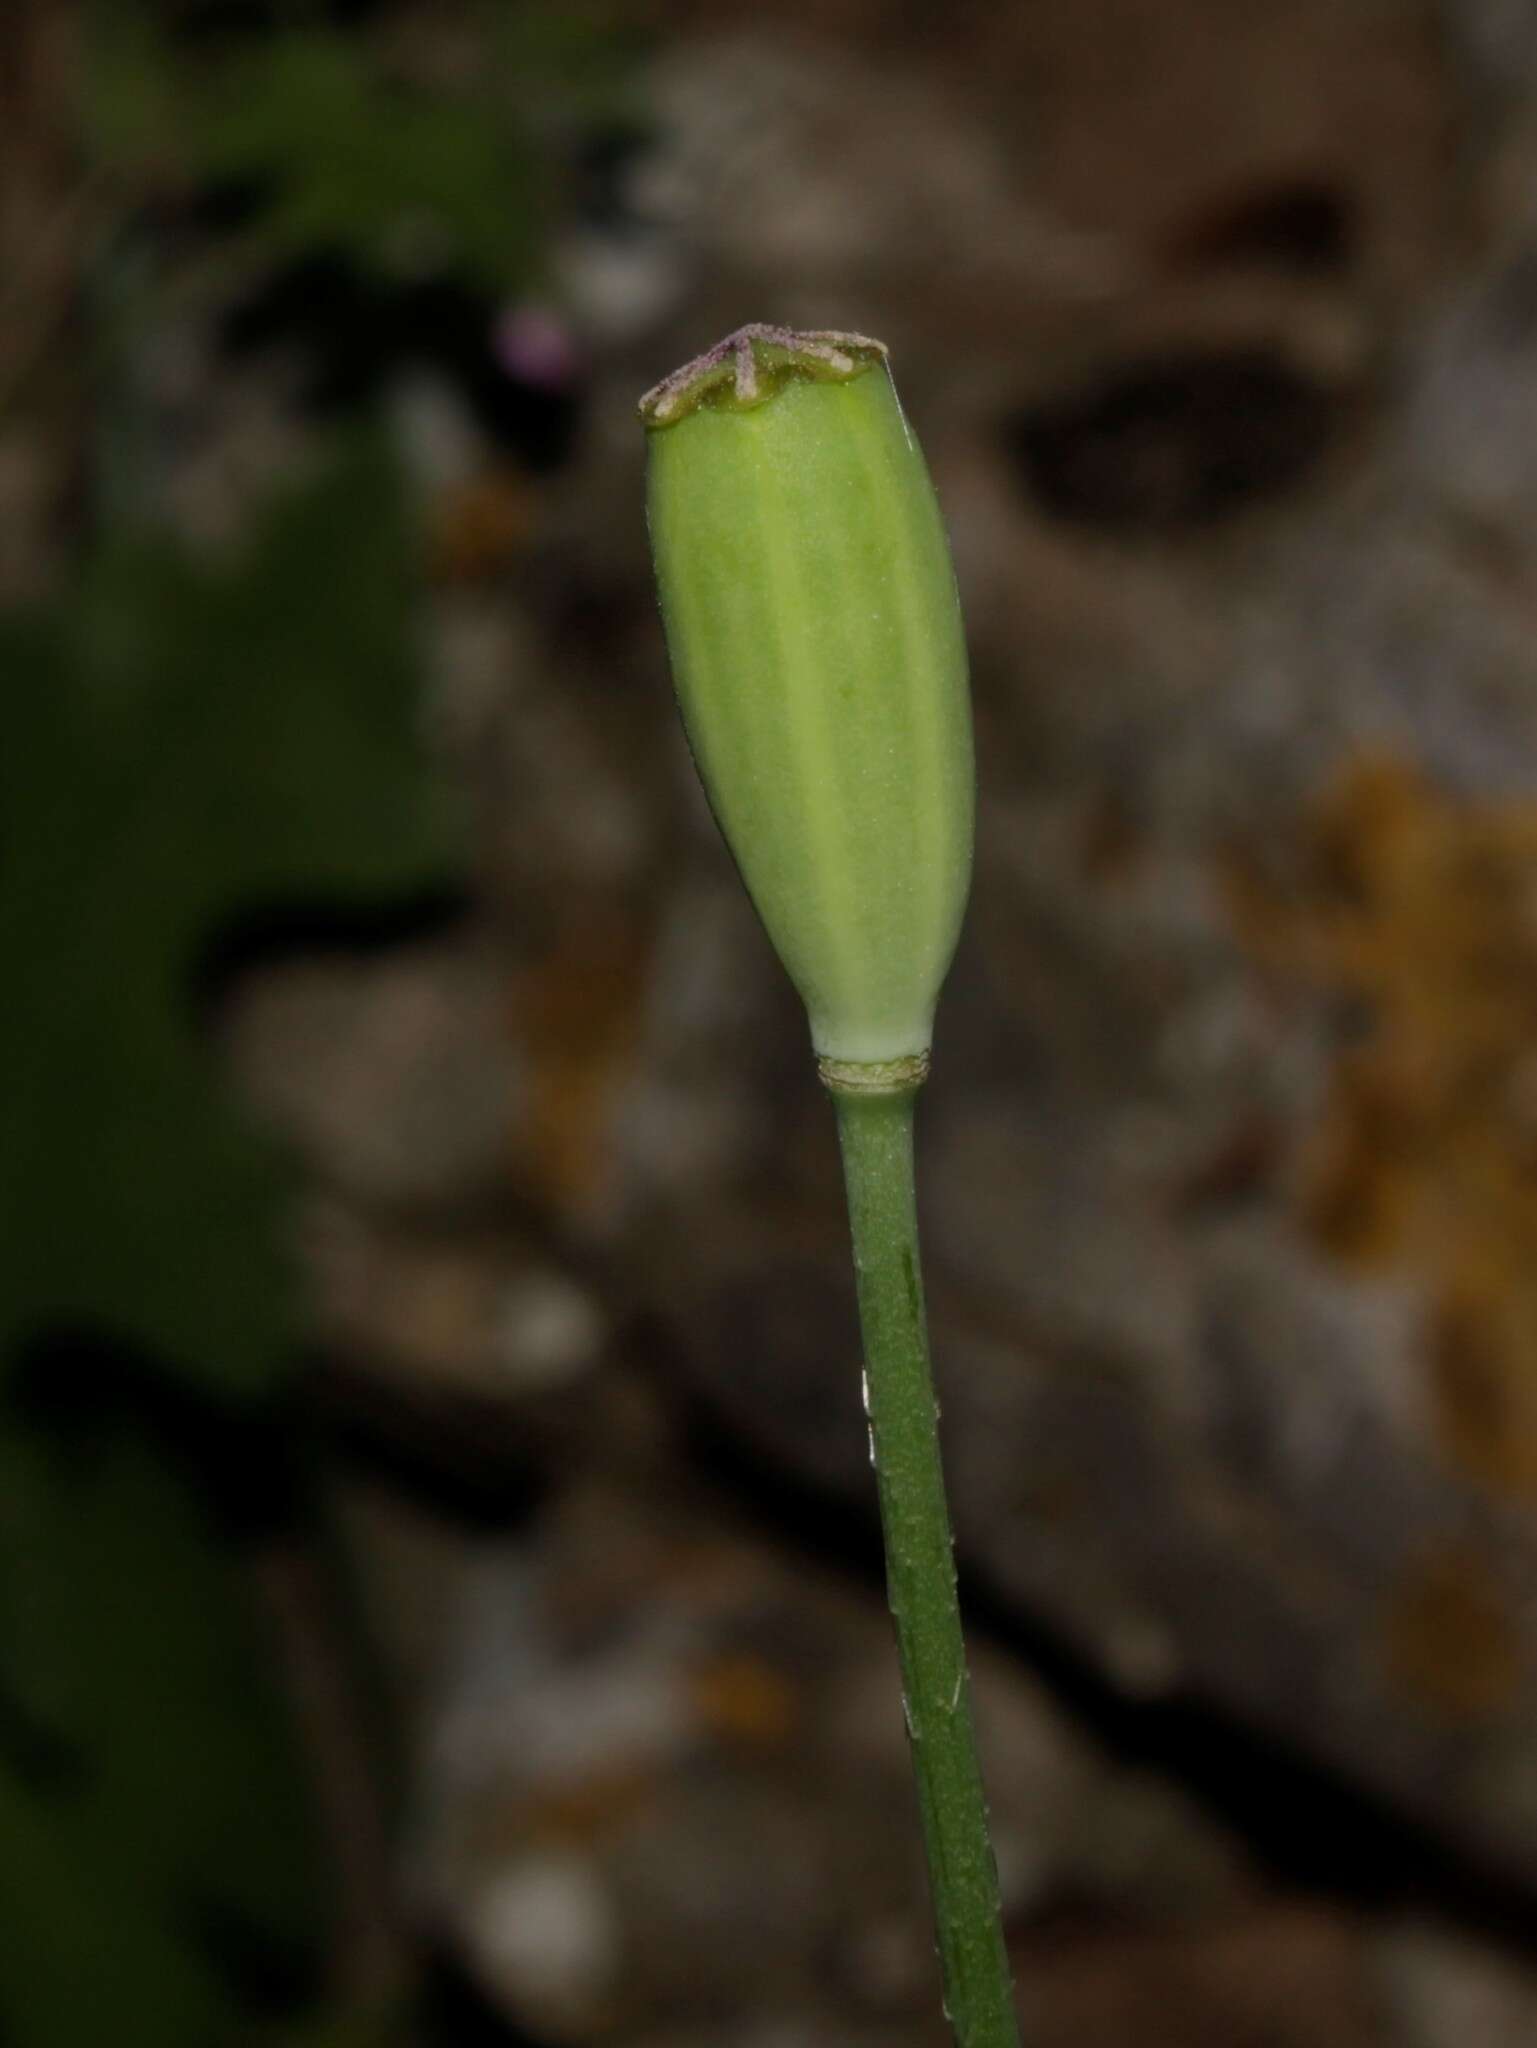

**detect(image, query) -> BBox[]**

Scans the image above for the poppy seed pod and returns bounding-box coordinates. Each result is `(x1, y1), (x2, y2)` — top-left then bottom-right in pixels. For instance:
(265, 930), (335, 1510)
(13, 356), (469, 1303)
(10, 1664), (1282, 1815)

(641, 325), (974, 1082)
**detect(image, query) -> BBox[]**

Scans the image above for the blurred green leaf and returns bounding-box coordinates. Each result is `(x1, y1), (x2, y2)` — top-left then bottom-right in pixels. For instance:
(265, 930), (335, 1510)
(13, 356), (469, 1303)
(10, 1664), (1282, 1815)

(187, 29), (544, 289)
(83, 6), (183, 180)
(0, 1405), (323, 2045)
(85, 3), (641, 294)
(0, 439), (452, 2041)
(0, 438), (453, 1398)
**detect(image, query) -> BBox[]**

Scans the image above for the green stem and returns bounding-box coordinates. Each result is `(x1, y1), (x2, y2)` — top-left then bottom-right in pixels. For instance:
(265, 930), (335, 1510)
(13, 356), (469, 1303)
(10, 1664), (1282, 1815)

(830, 1081), (1020, 2048)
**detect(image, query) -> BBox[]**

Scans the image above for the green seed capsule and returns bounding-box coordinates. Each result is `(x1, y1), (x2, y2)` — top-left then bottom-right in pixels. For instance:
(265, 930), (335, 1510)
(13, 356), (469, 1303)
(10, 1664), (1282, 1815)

(641, 324), (974, 1077)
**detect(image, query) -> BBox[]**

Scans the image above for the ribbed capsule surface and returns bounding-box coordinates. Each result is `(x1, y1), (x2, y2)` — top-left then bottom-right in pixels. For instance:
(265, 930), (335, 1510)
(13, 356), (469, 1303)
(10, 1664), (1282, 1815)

(643, 326), (974, 1066)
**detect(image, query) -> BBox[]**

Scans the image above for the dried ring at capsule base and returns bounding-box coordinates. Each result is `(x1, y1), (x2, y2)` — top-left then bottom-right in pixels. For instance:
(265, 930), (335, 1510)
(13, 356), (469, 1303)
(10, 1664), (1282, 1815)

(816, 1053), (931, 1095)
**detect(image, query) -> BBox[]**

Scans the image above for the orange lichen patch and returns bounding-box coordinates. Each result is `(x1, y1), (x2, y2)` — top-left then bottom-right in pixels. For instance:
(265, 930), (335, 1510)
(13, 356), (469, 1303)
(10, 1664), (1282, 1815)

(1226, 754), (1537, 1497)
(426, 466), (537, 584)
(1429, 1252), (1537, 1496)
(1380, 1545), (1523, 1726)
(509, 905), (653, 1222)
(497, 1767), (660, 1851)
(1300, 1037), (1438, 1264)
(688, 1653), (799, 1750)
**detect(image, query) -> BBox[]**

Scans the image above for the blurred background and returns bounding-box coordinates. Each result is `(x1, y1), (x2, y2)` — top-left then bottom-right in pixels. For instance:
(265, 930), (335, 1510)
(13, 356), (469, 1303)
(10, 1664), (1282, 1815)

(9, 0), (1537, 2042)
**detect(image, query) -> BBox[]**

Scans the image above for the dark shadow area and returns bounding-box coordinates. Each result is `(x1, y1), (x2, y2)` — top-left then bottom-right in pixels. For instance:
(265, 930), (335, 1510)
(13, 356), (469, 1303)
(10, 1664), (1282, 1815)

(1003, 347), (1357, 531)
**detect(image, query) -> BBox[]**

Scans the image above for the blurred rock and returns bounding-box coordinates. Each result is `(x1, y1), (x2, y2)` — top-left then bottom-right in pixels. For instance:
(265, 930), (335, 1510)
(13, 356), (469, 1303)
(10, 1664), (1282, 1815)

(1374, 1917), (1537, 2048)
(181, 0), (1537, 2028)
(227, 939), (520, 1209)
(1017, 1905), (1382, 2048)
(400, 1469), (1249, 2042)
(305, 1202), (606, 1401)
